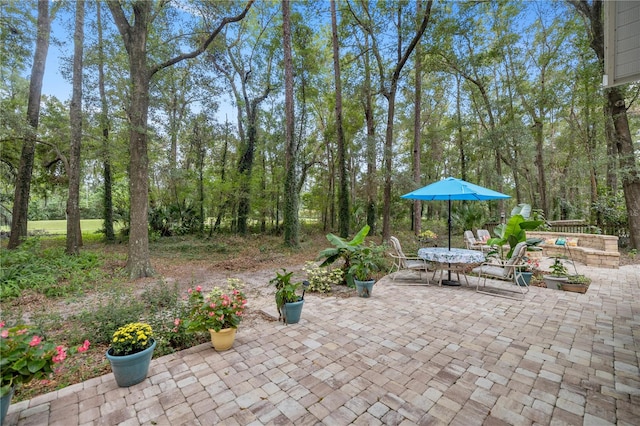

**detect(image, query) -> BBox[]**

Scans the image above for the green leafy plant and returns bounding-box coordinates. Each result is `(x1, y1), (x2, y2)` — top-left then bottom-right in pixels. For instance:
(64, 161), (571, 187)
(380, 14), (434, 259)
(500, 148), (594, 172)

(302, 262), (342, 293)
(0, 238), (101, 298)
(109, 322), (153, 356)
(74, 293), (145, 345)
(270, 269), (309, 324)
(549, 258), (569, 277)
(270, 269), (301, 307)
(567, 274), (591, 285)
(317, 225), (373, 287)
(139, 280), (206, 356)
(184, 279), (248, 333)
(451, 203), (487, 234)
(1, 322), (90, 397)
(349, 245), (383, 281)
(487, 204), (544, 259)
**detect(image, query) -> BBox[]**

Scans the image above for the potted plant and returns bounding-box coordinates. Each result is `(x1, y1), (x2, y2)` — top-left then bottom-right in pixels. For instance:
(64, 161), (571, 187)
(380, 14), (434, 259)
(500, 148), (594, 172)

(515, 257), (539, 286)
(543, 257), (569, 290)
(561, 274), (591, 293)
(1, 322), (90, 423)
(486, 204), (545, 259)
(318, 225), (371, 287)
(184, 279), (248, 351)
(270, 269), (309, 324)
(349, 245), (382, 297)
(106, 322), (156, 387)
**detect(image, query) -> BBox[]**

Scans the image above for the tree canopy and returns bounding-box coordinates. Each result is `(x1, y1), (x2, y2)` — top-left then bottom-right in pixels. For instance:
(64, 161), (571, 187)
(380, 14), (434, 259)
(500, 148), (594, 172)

(2, 0), (638, 272)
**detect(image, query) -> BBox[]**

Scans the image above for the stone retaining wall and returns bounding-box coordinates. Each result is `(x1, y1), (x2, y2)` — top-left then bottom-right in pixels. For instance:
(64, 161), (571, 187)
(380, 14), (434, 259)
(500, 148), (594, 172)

(528, 231), (619, 269)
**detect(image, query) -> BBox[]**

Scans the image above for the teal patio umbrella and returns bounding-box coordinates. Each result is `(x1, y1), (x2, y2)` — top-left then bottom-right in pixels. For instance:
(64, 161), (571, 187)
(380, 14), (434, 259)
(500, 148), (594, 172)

(401, 177), (511, 282)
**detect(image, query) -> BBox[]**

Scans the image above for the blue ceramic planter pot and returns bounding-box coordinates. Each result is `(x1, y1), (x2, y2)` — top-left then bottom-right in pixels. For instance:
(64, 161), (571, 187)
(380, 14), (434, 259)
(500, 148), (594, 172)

(0, 387), (14, 426)
(515, 272), (533, 287)
(106, 339), (156, 387)
(355, 279), (375, 297)
(283, 299), (304, 324)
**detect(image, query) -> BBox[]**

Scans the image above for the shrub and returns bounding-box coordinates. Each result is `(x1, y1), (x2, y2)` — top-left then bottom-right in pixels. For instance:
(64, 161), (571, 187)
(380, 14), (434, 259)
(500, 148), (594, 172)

(73, 293), (145, 345)
(141, 280), (205, 356)
(0, 238), (101, 298)
(302, 262), (342, 293)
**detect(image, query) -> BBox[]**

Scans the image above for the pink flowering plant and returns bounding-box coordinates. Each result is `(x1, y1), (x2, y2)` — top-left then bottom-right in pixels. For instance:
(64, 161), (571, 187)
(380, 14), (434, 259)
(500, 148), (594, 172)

(184, 279), (248, 333)
(523, 257), (540, 272)
(0, 322), (90, 397)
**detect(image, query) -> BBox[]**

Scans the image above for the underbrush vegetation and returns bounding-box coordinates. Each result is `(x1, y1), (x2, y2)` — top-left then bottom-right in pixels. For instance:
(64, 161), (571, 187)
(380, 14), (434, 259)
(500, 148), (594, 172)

(0, 238), (103, 298)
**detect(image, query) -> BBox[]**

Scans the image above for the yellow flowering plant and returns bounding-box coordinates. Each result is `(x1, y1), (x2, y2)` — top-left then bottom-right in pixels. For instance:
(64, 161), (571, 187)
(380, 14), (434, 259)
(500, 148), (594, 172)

(418, 230), (438, 239)
(109, 323), (153, 356)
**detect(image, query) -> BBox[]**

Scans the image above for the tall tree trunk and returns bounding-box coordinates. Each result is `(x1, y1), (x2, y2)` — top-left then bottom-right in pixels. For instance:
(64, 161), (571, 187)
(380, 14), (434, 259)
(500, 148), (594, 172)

(532, 121), (548, 214)
(97, 3), (114, 243)
(411, 0), (423, 235)
(237, 91), (270, 235)
(455, 75), (466, 181)
(213, 118), (231, 233)
(107, 0), (253, 277)
(356, 1), (433, 241)
(66, 0), (84, 255)
(569, 0), (640, 248)
(609, 87), (640, 247)
(381, 3), (433, 241)
(282, 0), (298, 247)
(213, 44), (271, 235)
(193, 121), (205, 234)
(604, 103), (618, 192)
(331, 0), (349, 238)
(8, 0), (50, 249)
(363, 35), (377, 234)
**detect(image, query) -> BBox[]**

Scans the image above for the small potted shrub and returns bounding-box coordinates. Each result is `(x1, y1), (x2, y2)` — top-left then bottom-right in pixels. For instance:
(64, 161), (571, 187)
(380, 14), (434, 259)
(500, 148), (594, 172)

(270, 269), (309, 324)
(184, 279), (248, 351)
(562, 274), (591, 294)
(543, 257), (568, 290)
(105, 322), (155, 387)
(349, 246), (382, 297)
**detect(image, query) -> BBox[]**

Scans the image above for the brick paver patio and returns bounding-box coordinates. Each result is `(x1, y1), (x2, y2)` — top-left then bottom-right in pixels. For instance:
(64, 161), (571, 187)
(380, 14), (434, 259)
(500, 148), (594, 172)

(5, 261), (640, 425)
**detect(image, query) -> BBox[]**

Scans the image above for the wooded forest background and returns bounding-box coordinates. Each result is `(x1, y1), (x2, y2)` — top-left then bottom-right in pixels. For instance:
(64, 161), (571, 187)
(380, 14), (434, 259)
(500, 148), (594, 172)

(1, 0), (639, 278)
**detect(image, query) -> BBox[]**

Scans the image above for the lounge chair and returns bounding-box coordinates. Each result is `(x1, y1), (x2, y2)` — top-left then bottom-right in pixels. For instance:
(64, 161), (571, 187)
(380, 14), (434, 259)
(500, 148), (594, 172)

(477, 229), (491, 243)
(388, 236), (432, 284)
(464, 230), (490, 253)
(472, 241), (529, 298)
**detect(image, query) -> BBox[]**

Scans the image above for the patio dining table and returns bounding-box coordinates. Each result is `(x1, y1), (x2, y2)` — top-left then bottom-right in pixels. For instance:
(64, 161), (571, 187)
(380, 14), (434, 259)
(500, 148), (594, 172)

(418, 247), (486, 286)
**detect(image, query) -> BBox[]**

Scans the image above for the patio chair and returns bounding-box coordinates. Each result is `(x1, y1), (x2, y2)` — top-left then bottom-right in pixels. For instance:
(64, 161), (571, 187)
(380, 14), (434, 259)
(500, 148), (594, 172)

(464, 230), (490, 253)
(388, 236), (432, 284)
(472, 241), (529, 299)
(477, 229), (491, 243)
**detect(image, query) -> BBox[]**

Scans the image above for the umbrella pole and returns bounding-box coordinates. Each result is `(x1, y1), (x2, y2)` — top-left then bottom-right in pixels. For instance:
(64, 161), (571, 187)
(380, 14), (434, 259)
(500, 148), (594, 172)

(447, 198), (452, 282)
(441, 198), (460, 286)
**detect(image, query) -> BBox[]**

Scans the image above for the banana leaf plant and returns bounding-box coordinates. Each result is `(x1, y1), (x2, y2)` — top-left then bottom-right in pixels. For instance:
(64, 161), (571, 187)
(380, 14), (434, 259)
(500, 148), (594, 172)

(487, 204), (544, 259)
(318, 225), (370, 287)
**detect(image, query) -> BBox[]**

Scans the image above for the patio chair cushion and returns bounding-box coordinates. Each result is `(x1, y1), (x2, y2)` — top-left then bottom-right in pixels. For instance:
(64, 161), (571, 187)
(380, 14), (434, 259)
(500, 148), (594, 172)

(406, 259), (428, 270)
(472, 264), (508, 278)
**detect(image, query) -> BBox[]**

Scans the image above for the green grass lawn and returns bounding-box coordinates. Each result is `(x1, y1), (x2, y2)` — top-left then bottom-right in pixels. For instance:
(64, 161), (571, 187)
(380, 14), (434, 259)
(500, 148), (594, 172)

(1, 219), (110, 235)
